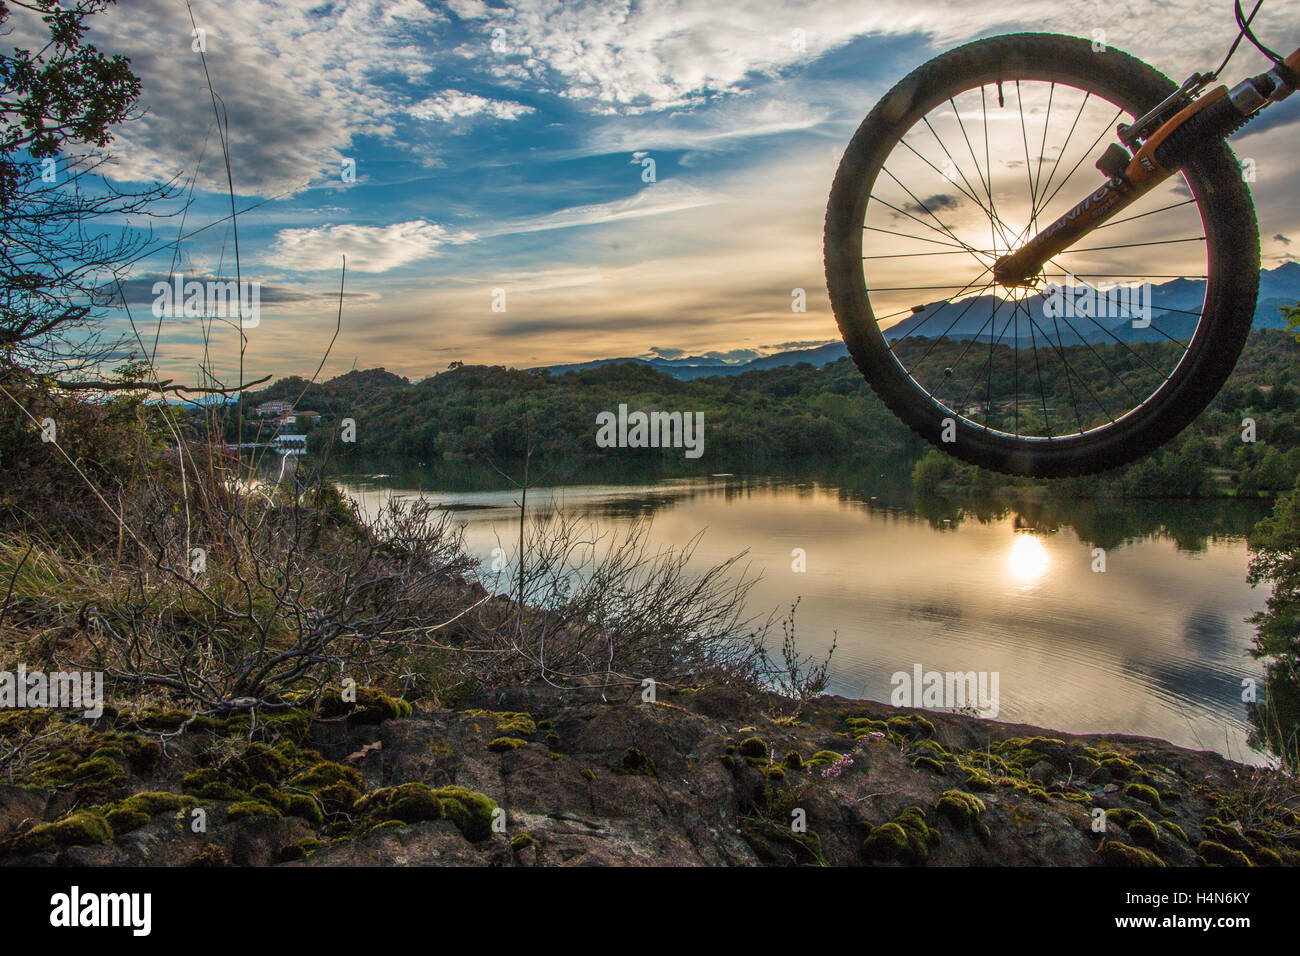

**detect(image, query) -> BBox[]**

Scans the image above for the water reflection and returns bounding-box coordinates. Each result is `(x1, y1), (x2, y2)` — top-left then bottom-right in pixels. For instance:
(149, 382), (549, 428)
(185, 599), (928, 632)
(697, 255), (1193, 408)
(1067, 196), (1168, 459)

(1008, 534), (1050, 586)
(1250, 666), (1300, 774)
(338, 469), (1274, 765)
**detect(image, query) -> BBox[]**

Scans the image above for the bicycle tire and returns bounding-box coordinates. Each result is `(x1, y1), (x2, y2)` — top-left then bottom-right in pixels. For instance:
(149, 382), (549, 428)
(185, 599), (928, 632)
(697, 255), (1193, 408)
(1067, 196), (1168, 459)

(825, 33), (1260, 478)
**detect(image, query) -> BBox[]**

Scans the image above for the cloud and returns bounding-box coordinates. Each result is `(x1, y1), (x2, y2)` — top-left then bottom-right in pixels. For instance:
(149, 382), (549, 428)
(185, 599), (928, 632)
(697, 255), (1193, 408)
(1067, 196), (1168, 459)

(472, 0), (1297, 115)
(702, 348), (763, 363)
(466, 0), (1037, 113)
(483, 181), (720, 237)
(265, 221), (477, 272)
(768, 339), (839, 350)
(410, 91), (535, 122)
(69, 0), (1294, 200)
(445, 0), (494, 19)
(900, 193), (962, 217)
(582, 95), (831, 157)
(77, 0), (448, 196)
(471, 266), (607, 293)
(108, 274), (366, 308)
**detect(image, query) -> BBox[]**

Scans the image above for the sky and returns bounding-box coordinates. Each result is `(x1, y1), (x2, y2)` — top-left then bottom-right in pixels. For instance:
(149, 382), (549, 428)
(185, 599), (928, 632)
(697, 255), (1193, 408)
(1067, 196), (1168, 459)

(20, 0), (1300, 384)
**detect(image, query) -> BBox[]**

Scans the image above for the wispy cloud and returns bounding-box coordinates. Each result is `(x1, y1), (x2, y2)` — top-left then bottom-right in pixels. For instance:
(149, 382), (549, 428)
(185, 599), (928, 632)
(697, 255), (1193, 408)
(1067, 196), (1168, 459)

(483, 180), (721, 237)
(265, 221), (477, 273)
(411, 91), (535, 122)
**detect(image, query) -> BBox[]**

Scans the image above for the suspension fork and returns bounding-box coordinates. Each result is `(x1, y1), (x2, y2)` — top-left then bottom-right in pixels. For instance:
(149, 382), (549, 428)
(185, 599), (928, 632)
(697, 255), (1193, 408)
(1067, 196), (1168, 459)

(992, 45), (1300, 288)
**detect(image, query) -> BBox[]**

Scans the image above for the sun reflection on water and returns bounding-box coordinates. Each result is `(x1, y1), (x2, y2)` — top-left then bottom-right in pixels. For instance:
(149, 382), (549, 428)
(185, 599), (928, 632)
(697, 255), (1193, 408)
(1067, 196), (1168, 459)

(1008, 533), (1050, 585)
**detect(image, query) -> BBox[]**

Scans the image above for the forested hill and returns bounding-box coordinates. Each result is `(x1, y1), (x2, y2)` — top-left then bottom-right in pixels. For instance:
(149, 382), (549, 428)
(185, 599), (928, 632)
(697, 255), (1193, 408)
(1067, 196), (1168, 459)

(227, 354), (926, 466)
(219, 329), (1300, 496)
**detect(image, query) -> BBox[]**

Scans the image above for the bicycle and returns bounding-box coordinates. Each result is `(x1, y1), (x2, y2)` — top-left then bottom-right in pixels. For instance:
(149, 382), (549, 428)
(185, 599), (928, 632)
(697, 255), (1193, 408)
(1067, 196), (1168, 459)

(824, 0), (1298, 477)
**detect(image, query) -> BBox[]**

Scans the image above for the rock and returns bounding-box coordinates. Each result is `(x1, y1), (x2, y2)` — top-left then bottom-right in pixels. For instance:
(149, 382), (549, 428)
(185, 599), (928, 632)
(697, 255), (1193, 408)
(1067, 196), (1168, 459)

(0, 786), (45, 839)
(0, 683), (1289, 867)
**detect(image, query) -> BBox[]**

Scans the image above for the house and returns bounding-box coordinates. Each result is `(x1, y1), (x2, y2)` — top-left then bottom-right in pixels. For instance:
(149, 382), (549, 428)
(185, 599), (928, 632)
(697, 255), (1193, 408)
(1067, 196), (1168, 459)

(255, 399), (292, 417)
(276, 409), (320, 428)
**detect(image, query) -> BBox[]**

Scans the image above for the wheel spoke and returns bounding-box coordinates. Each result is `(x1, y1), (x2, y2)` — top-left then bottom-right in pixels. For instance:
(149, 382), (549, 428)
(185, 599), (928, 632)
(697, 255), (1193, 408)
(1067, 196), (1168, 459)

(854, 72), (1211, 446)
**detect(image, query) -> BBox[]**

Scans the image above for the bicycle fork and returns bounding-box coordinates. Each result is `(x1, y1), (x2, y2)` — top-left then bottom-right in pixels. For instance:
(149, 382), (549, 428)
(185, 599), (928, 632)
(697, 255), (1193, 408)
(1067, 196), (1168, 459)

(993, 46), (1300, 288)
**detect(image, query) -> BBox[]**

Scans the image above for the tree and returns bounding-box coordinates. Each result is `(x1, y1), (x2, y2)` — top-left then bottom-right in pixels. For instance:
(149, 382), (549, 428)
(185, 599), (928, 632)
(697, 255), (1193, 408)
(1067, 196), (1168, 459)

(1, 0), (171, 380)
(1246, 479), (1300, 771)
(1283, 302), (1300, 343)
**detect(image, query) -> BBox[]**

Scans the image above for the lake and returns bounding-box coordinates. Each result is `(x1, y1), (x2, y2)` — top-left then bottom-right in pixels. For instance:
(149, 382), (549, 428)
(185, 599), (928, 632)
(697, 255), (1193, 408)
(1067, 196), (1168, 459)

(338, 470), (1275, 765)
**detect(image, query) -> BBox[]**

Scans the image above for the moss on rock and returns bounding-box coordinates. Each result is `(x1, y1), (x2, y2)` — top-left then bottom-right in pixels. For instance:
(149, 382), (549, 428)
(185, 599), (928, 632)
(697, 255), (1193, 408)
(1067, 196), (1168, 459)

(317, 782), (362, 815)
(287, 794), (324, 827)
(737, 737), (768, 760)
(181, 770), (248, 803)
(1122, 782), (1163, 811)
(863, 806), (938, 864)
(804, 750), (843, 769)
(1101, 841), (1166, 867)
(886, 715), (935, 740)
(227, 800), (283, 821)
(318, 686), (412, 724)
(494, 712), (536, 737)
(935, 790), (989, 841)
(70, 755), (129, 804)
(279, 837), (325, 862)
(1098, 756), (1142, 781)
(1158, 820), (1189, 844)
(5, 811), (113, 855)
(289, 760), (364, 792)
(862, 822), (911, 862)
(1196, 840), (1253, 867)
(103, 808), (150, 834)
(355, 783), (498, 842)
(1106, 808), (1159, 849)
(845, 716), (889, 738)
(119, 791), (193, 816)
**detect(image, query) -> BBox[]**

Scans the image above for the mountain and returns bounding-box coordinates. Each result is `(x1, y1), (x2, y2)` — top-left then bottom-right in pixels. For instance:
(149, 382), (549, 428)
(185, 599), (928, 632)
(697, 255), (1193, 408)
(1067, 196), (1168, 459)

(882, 262), (1300, 347)
(536, 342), (851, 380)
(532, 264), (1299, 381)
(540, 355), (728, 377)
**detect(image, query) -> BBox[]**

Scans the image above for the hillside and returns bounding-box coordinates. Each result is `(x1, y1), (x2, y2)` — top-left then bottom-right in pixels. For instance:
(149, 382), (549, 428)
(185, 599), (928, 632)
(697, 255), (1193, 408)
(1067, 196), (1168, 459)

(218, 328), (1300, 497)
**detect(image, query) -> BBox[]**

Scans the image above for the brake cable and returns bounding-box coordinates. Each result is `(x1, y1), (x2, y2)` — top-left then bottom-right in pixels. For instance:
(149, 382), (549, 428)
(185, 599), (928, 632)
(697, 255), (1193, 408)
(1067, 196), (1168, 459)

(1212, 0), (1290, 79)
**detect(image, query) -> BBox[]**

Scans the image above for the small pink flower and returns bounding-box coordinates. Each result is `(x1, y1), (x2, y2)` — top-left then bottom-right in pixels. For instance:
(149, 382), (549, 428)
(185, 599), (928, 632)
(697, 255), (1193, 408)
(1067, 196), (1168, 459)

(822, 754), (855, 779)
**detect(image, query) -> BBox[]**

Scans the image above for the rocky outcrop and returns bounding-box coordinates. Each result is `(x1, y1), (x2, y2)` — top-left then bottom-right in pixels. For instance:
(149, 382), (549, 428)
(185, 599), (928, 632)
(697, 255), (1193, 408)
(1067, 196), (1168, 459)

(1, 684), (1295, 866)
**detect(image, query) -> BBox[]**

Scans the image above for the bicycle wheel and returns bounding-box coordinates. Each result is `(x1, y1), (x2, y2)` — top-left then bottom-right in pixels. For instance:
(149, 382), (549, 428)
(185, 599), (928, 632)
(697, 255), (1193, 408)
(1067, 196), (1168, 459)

(825, 33), (1260, 477)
